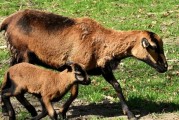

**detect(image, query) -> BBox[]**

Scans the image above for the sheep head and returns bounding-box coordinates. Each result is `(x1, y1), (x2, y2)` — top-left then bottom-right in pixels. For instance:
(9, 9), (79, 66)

(66, 62), (91, 85)
(131, 31), (168, 73)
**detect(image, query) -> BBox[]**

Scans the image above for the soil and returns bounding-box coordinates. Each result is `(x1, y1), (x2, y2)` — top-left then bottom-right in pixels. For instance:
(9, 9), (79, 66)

(0, 95), (179, 120)
(0, 17), (179, 120)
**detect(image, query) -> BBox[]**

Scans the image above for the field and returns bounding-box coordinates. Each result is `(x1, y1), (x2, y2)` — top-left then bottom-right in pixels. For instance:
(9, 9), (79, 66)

(0, 0), (179, 120)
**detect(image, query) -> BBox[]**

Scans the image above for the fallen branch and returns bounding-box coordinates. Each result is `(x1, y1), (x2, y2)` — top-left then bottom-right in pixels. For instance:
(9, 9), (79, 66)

(0, 45), (6, 49)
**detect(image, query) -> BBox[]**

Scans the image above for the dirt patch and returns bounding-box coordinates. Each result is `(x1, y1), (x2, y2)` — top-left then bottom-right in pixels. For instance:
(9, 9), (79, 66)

(0, 95), (179, 120)
(164, 37), (179, 45)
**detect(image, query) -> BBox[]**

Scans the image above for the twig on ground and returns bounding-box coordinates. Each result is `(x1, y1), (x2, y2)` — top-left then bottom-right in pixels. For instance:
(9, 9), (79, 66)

(0, 46), (6, 49)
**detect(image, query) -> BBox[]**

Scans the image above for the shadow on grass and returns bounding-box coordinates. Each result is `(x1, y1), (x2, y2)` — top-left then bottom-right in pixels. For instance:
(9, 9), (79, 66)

(68, 97), (179, 118)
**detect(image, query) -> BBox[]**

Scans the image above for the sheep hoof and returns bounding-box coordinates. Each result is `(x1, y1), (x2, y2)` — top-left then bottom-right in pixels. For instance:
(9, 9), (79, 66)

(58, 114), (67, 120)
(129, 117), (138, 120)
(1, 105), (9, 116)
(55, 108), (67, 119)
(56, 108), (63, 114)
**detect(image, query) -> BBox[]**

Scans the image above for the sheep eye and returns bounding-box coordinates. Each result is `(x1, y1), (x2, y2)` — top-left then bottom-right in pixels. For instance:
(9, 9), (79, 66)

(75, 74), (84, 81)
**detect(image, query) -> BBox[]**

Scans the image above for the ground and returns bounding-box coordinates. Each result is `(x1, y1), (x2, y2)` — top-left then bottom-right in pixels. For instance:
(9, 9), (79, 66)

(0, 96), (179, 120)
(0, 17), (179, 120)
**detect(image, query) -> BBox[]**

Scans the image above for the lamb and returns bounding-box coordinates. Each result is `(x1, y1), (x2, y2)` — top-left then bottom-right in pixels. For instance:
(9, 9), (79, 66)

(1, 62), (91, 120)
(0, 9), (168, 119)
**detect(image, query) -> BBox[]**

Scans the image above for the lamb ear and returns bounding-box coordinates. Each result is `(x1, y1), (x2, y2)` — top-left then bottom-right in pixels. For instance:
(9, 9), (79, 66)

(142, 38), (150, 48)
(74, 64), (83, 73)
(65, 61), (74, 66)
(74, 64), (85, 81)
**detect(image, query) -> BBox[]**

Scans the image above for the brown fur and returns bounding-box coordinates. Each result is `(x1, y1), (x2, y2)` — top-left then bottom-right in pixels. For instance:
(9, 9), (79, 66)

(0, 9), (168, 119)
(0, 9), (167, 72)
(1, 62), (90, 120)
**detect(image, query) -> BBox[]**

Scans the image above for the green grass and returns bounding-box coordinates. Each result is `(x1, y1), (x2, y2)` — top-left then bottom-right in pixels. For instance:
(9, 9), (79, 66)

(0, 0), (179, 37)
(0, 50), (9, 83)
(0, 0), (179, 119)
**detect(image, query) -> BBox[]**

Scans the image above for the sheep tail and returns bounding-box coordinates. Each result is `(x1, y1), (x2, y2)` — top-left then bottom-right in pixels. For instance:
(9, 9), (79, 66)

(0, 15), (19, 64)
(0, 10), (24, 32)
(0, 17), (11, 32)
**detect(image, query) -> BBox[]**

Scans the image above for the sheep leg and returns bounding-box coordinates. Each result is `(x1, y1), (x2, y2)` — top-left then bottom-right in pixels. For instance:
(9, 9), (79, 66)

(1, 91), (15, 120)
(10, 51), (30, 66)
(101, 67), (136, 120)
(10, 56), (17, 66)
(15, 94), (37, 117)
(1, 97), (8, 116)
(42, 97), (57, 120)
(1, 56), (18, 116)
(31, 98), (48, 120)
(1, 56), (19, 116)
(57, 84), (79, 119)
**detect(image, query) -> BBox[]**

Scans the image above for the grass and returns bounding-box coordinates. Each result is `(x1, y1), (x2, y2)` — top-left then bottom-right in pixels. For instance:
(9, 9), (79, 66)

(0, 50), (9, 82)
(0, 0), (179, 37)
(0, 0), (179, 119)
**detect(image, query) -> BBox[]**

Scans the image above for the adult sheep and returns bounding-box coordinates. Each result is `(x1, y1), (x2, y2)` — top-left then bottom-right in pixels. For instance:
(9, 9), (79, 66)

(0, 9), (168, 120)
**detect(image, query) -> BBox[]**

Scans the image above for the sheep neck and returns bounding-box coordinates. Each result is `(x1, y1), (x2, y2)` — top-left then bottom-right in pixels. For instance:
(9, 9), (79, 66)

(57, 70), (75, 88)
(96, 30), (138, 67)
(105, 30), (138, 58)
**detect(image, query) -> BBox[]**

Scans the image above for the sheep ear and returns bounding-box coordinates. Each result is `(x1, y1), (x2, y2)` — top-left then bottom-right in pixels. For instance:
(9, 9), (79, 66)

(142, 38), (150, 48)
(74, 64), (83, 73)
(74, 64), (85, 81)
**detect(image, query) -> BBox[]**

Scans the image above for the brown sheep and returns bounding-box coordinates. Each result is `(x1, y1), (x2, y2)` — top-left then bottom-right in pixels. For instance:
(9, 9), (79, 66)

(1, 62), (91, 120)
(0, 9), (168, 119)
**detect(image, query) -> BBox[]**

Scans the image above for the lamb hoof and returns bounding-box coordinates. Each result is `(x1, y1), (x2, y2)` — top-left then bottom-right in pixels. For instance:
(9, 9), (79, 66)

(56, 108), (63, 114)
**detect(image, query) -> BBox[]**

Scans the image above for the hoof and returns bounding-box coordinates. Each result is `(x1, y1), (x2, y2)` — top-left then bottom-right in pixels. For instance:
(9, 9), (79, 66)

(56, 108), (63, 114)
(56, 108), (67, 119)
(129, 117), (138, 120)
(58, 114), (67, 120)
(2, 105), (8, 116)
